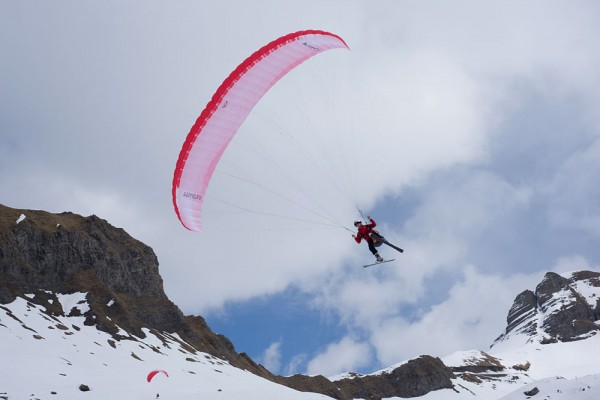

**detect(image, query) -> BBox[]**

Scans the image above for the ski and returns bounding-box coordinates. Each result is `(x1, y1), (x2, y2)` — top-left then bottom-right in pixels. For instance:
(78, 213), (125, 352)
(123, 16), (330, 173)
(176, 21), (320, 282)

(363, 259), (395, 268)
(383, 240), (404, 253)
(370, 233), (404, 254)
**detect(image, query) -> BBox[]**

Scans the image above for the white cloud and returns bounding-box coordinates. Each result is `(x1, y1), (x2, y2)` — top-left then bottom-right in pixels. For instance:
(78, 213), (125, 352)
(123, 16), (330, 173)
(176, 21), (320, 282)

(284, 353), (308, 376)
(551, 255), (594, 275)
(314, 273), (414, 329)
(305, 336), (372, 377)
(259, 341), (282, 374)
(543, 139), (600, 237)
(369, 266), (542, 366)
(306, 264), (541, 370)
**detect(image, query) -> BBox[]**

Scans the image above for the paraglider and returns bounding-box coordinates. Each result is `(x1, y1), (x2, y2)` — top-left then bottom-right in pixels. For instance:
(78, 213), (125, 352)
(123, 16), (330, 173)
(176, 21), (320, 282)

(172, 30), (349, 232)
(146, 369), (169, 383)
(352, 216), (404, 268)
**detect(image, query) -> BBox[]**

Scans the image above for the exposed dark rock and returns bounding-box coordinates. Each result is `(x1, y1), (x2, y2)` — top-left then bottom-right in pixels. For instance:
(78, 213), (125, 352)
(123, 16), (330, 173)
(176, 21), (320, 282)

(338, 356), (454, 400)
(278, 374), (345, 399)
(276, 356), (454, 400)
(78, 384), (90, 392)
(524, 386), (539, 396)
(494, 271), (600, 346)
(0, 285), (13, 304)
(512, 361), (531, 371)
(537, 272), (599, 341)
(505, 290), (538, 336)
(450, 352), (505, 374)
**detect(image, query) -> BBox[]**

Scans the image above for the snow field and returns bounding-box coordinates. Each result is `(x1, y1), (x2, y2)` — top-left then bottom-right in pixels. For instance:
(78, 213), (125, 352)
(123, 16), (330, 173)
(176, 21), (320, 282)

(0, 294), (331, 399)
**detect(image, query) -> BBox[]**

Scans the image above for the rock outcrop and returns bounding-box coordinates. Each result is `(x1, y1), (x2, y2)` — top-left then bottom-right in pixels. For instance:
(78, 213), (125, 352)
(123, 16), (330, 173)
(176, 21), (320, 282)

(0, 204), (268, 377)
(494, 271), (600, 345)
(272, 356), (454, 400)
(336, 356), (454, 399)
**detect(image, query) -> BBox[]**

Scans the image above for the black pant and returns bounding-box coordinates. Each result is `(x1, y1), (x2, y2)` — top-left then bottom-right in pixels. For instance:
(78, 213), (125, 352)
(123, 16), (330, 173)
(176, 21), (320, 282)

(367, 238), (378, 255)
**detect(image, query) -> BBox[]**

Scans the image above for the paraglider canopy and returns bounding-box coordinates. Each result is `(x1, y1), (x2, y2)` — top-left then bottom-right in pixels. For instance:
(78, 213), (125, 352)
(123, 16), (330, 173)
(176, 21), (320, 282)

(172, 30), (349, 231)
(147, 369), (169, 383)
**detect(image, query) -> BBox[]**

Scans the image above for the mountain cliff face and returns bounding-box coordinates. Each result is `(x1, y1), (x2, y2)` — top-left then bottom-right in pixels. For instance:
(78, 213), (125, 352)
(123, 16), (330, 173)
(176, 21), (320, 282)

(0, 204), (267, 376)
(493, 270), (600, 346)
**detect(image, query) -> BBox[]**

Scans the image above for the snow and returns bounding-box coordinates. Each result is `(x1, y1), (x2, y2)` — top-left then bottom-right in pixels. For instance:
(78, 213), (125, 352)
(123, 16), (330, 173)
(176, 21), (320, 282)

(499, 375), (600, 400)
(0, 295), (332, 399)
(442, 349), (491, 367)
(413, 335), (600, 400)
(415, 375), (600, 400)
(571, 279), (600, 309)
(411, 271), (600, 400)
(494, 334), (600, 381)
(343, 326), (600, 399)
(16, 213), (26, 224)
(57, 292), (90, 315)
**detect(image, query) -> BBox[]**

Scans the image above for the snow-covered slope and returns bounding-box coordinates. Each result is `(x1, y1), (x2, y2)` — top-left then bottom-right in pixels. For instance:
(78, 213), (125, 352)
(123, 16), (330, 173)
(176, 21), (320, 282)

(0, 293), (330, 399)
(414, 334), (600, 399)
(414, 270), (600, 400)
(499, 375), (600, 400)
(2, 267), (600, 400)
(331, 270), (600, 400)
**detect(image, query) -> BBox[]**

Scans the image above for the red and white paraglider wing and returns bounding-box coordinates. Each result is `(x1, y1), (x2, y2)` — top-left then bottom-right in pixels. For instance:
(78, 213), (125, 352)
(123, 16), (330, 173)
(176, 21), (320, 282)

(172, 30), (349, 231)
(147, 369), (169, 383)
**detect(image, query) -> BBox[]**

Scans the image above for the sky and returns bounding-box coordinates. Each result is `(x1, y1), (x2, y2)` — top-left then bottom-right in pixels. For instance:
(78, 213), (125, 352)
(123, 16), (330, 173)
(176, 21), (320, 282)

(2, 0), (600, 378)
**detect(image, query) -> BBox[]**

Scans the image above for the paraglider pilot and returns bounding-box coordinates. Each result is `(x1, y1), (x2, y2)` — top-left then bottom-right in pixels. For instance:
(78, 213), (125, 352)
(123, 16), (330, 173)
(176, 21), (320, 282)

(353, 216), (384, 262)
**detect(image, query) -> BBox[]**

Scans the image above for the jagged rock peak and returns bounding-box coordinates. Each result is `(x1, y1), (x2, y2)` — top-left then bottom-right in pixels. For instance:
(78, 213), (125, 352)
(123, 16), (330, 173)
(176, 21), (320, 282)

(493, 270), (600, 347)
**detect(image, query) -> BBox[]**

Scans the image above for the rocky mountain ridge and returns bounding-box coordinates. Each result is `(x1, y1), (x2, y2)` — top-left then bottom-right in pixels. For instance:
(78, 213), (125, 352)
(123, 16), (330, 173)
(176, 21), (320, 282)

(1, 203), (599, 399)
(0, 204), (453, 399)
(0, 204), (263, 372)
(493, 270), (600, 347)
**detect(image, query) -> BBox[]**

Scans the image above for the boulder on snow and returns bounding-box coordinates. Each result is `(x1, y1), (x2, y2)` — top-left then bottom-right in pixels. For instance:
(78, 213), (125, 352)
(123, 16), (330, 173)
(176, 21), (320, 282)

(78, 384), (90, 392)
(524, 386), (539, 396)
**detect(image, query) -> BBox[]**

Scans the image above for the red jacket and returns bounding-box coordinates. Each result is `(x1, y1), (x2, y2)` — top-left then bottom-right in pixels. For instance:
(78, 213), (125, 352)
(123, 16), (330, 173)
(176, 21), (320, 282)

(355, 218), (377, 243)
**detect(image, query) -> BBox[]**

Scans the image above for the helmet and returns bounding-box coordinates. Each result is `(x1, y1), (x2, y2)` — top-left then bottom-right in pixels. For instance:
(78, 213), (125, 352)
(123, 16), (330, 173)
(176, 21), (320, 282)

(354, 220), (362, 227)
